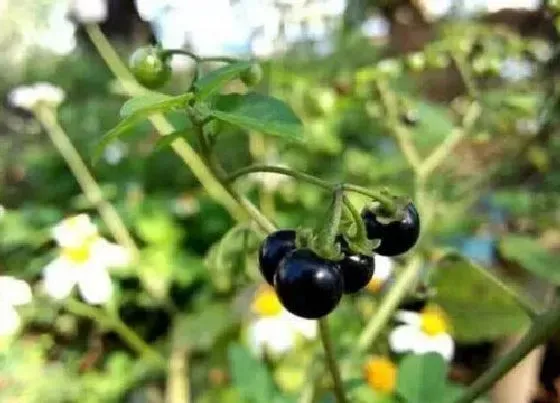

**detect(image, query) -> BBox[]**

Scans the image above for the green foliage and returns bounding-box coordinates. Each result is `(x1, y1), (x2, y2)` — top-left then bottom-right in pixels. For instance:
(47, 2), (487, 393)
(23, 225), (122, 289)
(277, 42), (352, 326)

(431, 254), (530, 342)
(210, 92), (304, 141)
(194, 61), (252, 100)
(94, 92), (193, 161)
(396, 353), (447, 403)
(499, 235), (560, 284)
(228, 344), (293, 403)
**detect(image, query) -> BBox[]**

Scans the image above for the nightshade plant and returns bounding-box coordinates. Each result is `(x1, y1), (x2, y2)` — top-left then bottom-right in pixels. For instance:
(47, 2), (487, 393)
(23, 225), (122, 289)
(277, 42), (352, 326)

(88, 19), (560, 402)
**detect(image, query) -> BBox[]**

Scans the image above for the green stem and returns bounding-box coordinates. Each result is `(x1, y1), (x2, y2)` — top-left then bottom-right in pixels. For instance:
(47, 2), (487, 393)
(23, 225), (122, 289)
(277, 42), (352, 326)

(226, 164), (396, 212)
(34, 107), (138, 257)
(355, 257), (422, 353)
(85, 24), (249, 224)
(162, 50), (237, 65)
(318, 318), (347, 403)
(452, 54), (479, 99)
(342, 195), (367, 243)
(454, 298), (560, 403)
(66, 299), (166, 368)
(375, 80), (422, 172)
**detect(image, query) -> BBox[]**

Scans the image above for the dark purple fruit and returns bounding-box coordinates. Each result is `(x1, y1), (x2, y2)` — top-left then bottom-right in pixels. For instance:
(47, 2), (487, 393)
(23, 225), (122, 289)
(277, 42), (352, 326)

(258, 230), (296, 286)
(361, 202), (420, 256)
(336, 235), (374, 294)
(274, 249), (343, 319)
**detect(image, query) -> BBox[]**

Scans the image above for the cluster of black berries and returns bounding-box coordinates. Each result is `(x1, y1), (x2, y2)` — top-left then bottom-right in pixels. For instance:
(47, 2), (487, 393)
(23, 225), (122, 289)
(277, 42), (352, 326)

(258, 203), (420, 319)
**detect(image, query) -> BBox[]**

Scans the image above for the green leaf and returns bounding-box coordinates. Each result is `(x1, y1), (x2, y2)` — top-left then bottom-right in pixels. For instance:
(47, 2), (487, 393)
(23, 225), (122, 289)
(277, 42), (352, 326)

(210, 92), (303, 141)
(431, 253), (530, 342)
(93, 93), (192, 162)
(120, 93), (174, 117)
(396, 353), (447, 403)
(153, 128), (192, 152)
(174, 303), (238, 351)
(194, 61), (251, 100)
(499, 235), (560, 284)
(228, 344), (282, 403)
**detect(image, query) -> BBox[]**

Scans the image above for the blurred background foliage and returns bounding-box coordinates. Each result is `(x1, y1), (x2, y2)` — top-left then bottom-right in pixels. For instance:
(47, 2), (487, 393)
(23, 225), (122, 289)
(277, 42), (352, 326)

(1, 0), (560, 402)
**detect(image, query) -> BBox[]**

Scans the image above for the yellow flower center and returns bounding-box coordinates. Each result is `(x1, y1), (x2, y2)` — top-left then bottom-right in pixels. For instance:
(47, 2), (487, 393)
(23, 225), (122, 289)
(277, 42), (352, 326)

(61, 235), (97, 264)
(366, 277), (384, 293)
(252, 286), (283, 317)
(420, 307), (449, 336)
(363, 356), (397, 394)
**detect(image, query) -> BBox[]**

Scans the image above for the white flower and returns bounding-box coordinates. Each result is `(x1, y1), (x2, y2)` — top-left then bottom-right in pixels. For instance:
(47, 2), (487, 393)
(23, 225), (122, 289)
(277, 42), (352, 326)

(366, 255), (394, 292)
(42, 214), (131, 305)
(8, 82), (65, 111)
(0, 276), (32, 336)
(70, 0), (108, 23)
(0, 204), (5, 220)
(389, 306), (454, 361)
(103, 141), (128, 165)
(247, 286), (316, 355)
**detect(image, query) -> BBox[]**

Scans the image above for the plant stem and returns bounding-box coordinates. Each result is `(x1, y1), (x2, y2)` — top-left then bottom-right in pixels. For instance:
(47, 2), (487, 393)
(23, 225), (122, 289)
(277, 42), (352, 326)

(452, 54), (479, 99)
(375, 80), (422, 172)
(355, 256), (422, 353)
(341, 195), (367, 243)
(226, 164), (396, 212)
(85, 24), (248, 224)
(66, 299), (166, 368)
(418, 101), (481, 179)
(454, 298), (560, 403)
(34, 107), (138, 256)
(318, 317), (347, 403)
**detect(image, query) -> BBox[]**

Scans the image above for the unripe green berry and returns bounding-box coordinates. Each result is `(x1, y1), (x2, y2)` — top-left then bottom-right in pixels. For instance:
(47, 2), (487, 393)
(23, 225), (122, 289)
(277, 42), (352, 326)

(129, 46), (171, 89)
(240, 63), (263, 87)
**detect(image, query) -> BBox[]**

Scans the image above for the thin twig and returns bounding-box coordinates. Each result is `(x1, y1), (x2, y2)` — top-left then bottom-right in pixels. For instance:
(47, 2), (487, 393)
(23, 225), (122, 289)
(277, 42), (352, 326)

(318, 318), (347, 403)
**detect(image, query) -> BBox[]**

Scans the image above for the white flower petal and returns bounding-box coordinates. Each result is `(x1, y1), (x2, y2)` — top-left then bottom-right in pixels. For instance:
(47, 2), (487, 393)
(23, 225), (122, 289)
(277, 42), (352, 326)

(0, 276), (32, 306)
(395, 310), (421, 326)
(77, 266), (112, 305)
(43, 258), (79, 300)
(389, 324), (421, 353)
(284, 312), (317, 340)
(415, 333), (454, 361)
(8, 86), (38, 110)
(248, 316), (296, 355)
(374, 255), (394, 281)
(0, 304), (21, 336)
(70, 0), (108, 23)
(32, 82), (65, 106)
(90, 239), (131, 268)
(52, 214), (97, 248)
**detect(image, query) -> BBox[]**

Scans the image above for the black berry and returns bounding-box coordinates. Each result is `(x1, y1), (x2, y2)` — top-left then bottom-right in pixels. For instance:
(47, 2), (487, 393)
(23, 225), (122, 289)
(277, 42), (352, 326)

(258, 230), (296, 286)
(361, 202), (420, 256)
(274, 249), (343, 319)
(336, 235), (374, 294)
(129, 46), (172, 89)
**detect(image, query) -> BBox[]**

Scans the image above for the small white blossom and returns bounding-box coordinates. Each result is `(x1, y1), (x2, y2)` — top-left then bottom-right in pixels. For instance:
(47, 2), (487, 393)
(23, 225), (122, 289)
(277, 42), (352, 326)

(248, 287), (316, 355)
(70, 0), (108, 23)
(8, 82), (65, 111)
(366, 255), (394, 292)
(42, 214), (131, 305)
(0, 204), (5, 220)
(389, 306), (454, 361)
(0, 276), (32, 336)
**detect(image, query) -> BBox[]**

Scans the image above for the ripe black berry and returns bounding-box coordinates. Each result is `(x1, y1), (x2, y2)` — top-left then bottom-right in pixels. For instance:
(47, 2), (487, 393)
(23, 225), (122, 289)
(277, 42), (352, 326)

(274, 249), (343, 319)
(361, 202), (420, 256)
(129, 46), (172, 89)
(258, 230), (296, 286)
(336, 235), (374, 294)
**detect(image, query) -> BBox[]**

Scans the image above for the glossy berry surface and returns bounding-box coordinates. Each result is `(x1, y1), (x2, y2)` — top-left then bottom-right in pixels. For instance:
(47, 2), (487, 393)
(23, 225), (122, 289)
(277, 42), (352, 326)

(258, 230), (296, 286)
(274, 249), (343, 319)
(129, 46), (171, 89)
(240, 63), (263, 87)
(336, 236), (374, 294)
(361, 202), (420, 256)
